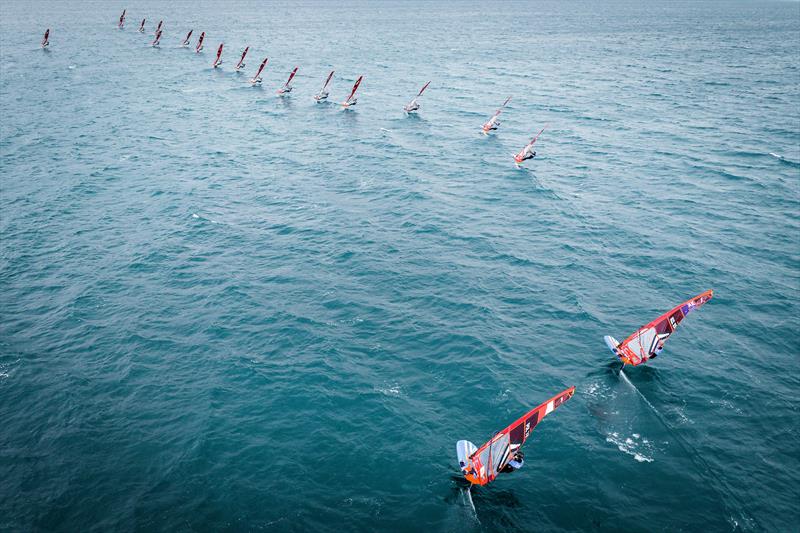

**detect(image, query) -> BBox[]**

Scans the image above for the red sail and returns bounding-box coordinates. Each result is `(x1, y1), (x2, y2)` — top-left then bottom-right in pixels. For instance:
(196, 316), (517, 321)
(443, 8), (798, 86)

(322, 70), (334, 90)
(464, 386), (575, 486)
(253, 57), (268, 79)
(346, 75), (363, 102)
(616, 290), (714, 366)
(483, 96), (511, 132)
(285, 67), (298, 86)
(514, 126), (547, 162)
(236, 46), (249, 68)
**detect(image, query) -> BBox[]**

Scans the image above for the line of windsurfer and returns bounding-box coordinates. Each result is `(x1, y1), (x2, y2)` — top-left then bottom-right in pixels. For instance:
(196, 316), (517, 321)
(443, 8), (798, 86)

(96, 14), (549, 164)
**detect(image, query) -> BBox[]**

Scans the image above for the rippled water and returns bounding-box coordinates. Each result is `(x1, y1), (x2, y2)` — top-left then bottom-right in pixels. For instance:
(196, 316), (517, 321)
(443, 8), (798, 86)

(1, 0), (799, 531)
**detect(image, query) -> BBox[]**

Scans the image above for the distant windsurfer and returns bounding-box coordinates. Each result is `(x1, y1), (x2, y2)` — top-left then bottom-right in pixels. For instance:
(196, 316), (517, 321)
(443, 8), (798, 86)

(482, 96), (511, 134)
(250, 57), (268, 85)
(151, 29), (162, 47)
(195, 31), (205, 53)
(118, 9), (126, 29)
(213, 43), (223, 68)
(138, 19), (145, 33)
(341, 75), (363, 108)
(235, 46), (249, 71)
(182, 29), (193, 47)
(41, 29), (50, 48)
(403, 81), (430, 113)
(516, 143), (536, 163)
(483, 115), (500, 132)
(514, 126), (547, 164)
(315, 70), (334, 101)
(605, 290), (713, 367)
(278, 67), (298, 95)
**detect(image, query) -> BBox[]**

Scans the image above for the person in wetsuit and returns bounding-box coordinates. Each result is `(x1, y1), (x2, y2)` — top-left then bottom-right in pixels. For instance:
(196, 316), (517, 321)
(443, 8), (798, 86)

(500, 450), (525, 473)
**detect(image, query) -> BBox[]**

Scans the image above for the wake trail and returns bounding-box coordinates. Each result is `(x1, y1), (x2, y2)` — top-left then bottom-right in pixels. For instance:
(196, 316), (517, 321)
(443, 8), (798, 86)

(769, 152), (800, 166)
(619, 369), (759, 531)
(464, 487), (479, 521)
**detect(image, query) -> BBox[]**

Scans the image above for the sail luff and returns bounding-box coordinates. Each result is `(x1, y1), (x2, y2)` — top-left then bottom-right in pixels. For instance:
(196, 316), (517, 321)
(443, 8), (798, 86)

(253, 57), (268, 79)
(417, 80), (431, 97)
(323, 70), (334, 90)
(285, 67), (298, 86)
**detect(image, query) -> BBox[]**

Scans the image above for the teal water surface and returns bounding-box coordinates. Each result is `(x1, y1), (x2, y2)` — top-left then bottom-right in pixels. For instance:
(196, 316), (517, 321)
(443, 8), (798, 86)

(1, 0), (799, 531)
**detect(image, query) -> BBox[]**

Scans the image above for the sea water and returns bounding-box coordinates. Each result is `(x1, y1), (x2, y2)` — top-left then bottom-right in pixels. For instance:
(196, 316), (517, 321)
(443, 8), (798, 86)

(1, 0), (798, 531)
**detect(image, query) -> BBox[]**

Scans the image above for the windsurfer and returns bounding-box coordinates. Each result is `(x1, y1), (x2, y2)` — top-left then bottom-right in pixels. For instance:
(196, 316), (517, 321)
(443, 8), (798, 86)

(515, 126), (547, 163)
(213, 43), (223, 68)
(404, 81), (430, 113)
(482, 97), (511, 133)
(315, 71), (334, 101)
(342, 75), (363, 107)
(518, 144), (536, 162)
(457, 387), (574, 486)
(501, 451), (525, 473)
(484, 115), (500, 131)
(650, 340), (665, 359)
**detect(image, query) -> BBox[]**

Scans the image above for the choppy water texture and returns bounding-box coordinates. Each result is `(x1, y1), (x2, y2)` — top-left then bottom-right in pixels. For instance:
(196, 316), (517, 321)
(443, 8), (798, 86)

(2, 0), (799, 531)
